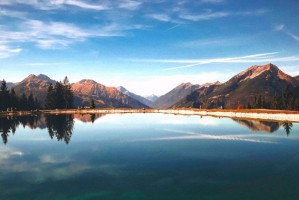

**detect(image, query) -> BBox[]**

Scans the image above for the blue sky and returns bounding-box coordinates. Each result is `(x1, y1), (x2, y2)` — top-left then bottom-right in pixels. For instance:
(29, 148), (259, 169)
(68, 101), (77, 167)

(0, 0), (299, 96)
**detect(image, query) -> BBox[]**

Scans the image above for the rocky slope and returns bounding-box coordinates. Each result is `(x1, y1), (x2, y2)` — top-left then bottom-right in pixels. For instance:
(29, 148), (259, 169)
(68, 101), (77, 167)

(153, 82), (201, 108)
(13, 74), (56, 102)
(72, 79), (148, 108)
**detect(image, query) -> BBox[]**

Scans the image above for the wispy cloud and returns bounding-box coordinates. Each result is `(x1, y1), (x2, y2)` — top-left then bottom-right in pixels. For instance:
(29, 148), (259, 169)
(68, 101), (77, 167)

(117, 0), (142, 10)
(24, 62), (69, 66)
(0, 0), (141, 11)
(180, 9), (268, 21)
(178, 38), (235, 48)
(0, 19), (148, 50)
(147, 13), (172, 22)
(127, 52), (299, 71)
(0, 44), (22, 59)
(274, 24), (285, 31)
(130, 129), (277, 144)
(62, 0), (109, 10)
(274, 24), (299, 43)
(200, 0), (225, 4)
(0, 8), (27, 19)
(180, 11), (229, 21)
(287, 32), (299, 42)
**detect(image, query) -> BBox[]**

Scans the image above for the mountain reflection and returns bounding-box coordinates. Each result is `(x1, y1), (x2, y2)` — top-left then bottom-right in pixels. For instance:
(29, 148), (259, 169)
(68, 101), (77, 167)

(233, 119), (293, 135)
(74, 114), (105, 123)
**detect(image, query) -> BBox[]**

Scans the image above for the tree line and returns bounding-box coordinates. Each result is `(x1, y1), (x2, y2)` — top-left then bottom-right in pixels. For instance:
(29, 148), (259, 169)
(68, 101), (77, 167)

(0, 76), (75, 111)
(0, 80), (40, 111)
(245, 86), (299, 110)
(45, 77), (74, 109)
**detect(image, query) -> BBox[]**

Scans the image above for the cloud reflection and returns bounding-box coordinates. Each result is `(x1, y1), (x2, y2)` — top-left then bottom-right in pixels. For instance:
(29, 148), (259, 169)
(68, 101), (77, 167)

(130, 129), (278, 144)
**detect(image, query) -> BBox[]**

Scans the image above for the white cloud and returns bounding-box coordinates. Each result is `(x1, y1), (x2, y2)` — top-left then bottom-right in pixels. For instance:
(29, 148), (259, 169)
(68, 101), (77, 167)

(0, 19), (148, 50)
(147, 13), (172, 22)
(180, 11), (229, 21)
(0, 44), (22, 59)
(0, 8), (27, 19)
(0, 0), (38, 6)
(64, 0), (109, 10)
(117, 0), (142, 10)
(180, 9), (268, 21)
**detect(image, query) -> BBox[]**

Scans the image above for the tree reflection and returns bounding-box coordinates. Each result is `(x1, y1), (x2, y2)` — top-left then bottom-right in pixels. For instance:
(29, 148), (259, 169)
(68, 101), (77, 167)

(0, 114), (74, 144)
(283, 122), (293, 136)
(46, 115), (74, 144)
(0, 116), (23, 144)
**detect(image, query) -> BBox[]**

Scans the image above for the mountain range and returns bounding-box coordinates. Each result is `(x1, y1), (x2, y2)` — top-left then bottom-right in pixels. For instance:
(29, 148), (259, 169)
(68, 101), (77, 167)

(173, 63), (299, 109)
(5, 63), (299, 109)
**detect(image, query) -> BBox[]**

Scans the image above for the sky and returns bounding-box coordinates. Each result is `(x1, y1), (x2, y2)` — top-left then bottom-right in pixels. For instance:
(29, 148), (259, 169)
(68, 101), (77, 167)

(0, 0), (299, 96)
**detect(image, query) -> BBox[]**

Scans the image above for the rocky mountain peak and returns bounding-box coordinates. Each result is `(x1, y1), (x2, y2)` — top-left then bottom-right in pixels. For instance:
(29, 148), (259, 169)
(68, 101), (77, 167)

(78, 79), (98, 85)
(37, 74), (53, 82)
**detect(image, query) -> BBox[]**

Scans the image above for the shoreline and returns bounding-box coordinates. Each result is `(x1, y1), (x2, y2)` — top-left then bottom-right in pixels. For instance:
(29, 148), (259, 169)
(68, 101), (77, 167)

(1, 108), (299, 122)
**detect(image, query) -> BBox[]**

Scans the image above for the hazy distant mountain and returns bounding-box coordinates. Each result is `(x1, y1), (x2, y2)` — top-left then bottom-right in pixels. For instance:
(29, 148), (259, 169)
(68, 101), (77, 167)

(117, 86), (153, 107)
(153, 82), (201, 108)
(72, 79), (148, 108)
(144, 94), (159, 102)
(6, 82), (14, 90)
(13, 74), (56, 102)
(174, 64), (299, 109)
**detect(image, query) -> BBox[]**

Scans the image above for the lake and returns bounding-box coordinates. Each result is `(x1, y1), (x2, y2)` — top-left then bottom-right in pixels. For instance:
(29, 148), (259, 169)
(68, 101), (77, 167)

(0, 113), (298, 200)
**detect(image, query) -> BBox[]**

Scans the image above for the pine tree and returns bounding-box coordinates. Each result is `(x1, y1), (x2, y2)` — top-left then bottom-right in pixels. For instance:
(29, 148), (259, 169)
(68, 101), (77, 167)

(28, 93), (35, 110)
(53, 82), (65, 109)
(20, 93), (28, 110)
(0, 80), (9, 110)
(9, 88), (18, 110)
(45, 84), (55, 109)
(90, 98), (95, 108)
(62, 76), (74, 109)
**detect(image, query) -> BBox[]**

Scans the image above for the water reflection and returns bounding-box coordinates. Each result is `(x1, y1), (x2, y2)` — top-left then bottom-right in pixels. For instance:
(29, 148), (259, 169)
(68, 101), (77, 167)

(0, 114), (296, 145)
(283, 122), (293, 136)
(46, 115), (74, 144)
(74, 114), (105, 123)
(233, 119), (293, 135)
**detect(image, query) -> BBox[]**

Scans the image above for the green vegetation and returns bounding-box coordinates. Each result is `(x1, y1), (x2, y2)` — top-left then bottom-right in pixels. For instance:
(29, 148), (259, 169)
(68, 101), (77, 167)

(45, 76), (74, 109)
(246, 86), (299, 110)
(90, 98), (96, 109)
(0, 79), (40, 111)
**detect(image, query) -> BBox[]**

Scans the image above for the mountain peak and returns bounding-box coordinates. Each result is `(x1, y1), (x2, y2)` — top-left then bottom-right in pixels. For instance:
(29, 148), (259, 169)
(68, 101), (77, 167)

(78, 79), (98, 84)
(25, 74), (37, 80)
(117, 86), (128, 93)
(235, 63), (285, 83)
(37, 74), (52, 81)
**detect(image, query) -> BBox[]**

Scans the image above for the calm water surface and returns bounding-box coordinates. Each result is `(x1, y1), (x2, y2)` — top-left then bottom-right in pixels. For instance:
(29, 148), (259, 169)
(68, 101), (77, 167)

(0, 113), (299, 200)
